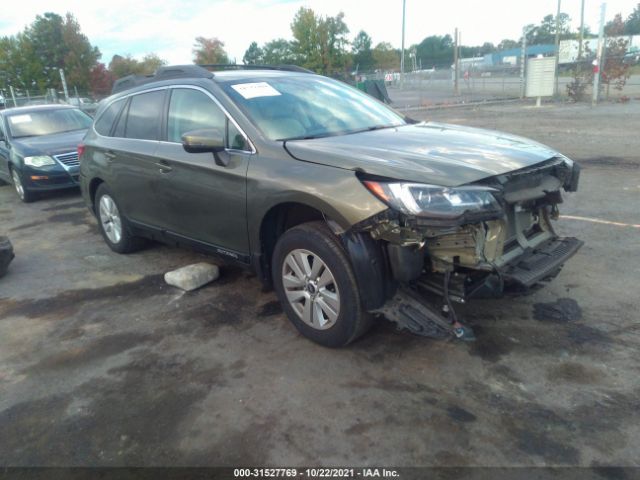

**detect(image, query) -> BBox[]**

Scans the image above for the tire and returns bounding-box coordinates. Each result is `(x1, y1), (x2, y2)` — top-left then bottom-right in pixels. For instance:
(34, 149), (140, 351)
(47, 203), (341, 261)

(10, 167), (36, 203)
(272, 221), (373, 347)
(94, 183), (144, 254)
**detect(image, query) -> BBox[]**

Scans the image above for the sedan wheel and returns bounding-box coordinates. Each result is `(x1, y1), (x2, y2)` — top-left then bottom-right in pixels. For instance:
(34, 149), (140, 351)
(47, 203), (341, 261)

(11, 170), (25, 200)
(282, 249), (340, 330)
(99, 194), (123, 244)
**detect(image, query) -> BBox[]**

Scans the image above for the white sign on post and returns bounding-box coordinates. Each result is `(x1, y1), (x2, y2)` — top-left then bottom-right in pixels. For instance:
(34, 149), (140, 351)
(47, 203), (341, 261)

(526, 56), (556, 106)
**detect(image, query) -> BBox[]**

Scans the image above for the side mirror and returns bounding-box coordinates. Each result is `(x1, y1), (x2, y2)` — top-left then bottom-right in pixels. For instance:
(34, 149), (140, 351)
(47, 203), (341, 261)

(181, 128), (225, 154)
(181, 128), (228, 166)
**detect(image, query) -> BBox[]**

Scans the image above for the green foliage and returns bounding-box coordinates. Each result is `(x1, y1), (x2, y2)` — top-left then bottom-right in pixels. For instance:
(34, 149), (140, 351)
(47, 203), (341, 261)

(372, 42), (400, 71)
(108, 53), (167, 78)
(352, 30), (374, 72)
(262, 39), (298, 65)
(525, 13), (573, 45)
(0, 12), (100, 92)
(290, 7), (350, 74)
(497, 39), (520, 51)
(243, 42), (264, 65)
(414, 35), (453, 69)
(602, 15), (631, 92)
(624, 3), (640, 34)
(192, 37), (229, 65)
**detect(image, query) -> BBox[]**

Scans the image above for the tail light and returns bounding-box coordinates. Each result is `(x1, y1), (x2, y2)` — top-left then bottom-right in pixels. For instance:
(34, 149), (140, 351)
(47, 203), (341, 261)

(77, 144), (85, 159)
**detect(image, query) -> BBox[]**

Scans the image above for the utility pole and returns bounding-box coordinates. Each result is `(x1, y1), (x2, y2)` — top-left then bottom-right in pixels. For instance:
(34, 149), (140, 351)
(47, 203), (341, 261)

(578, 0), (586, 60)
(520, 27), (528, 99)
(59, 68), (69, 102)
(9, 86), (17, 108)
(400, 0), (406, 89)
(553, 0), (562, 96)
(454, 28), (459, 96)
(592, 2), (606, 106)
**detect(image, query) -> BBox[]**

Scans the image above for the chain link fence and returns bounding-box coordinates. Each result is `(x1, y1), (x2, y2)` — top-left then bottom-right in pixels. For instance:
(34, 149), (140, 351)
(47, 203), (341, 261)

(0, 86), (100, 116)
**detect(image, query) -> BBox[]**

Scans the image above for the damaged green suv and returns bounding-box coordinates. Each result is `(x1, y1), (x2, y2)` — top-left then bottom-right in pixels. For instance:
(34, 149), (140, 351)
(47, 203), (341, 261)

(80, 65), (582, 346)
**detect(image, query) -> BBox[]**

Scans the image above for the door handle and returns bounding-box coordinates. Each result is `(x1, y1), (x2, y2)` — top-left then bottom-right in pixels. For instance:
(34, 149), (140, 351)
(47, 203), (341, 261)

(155, 162), (173, 174)
(104, 150), (116, 160)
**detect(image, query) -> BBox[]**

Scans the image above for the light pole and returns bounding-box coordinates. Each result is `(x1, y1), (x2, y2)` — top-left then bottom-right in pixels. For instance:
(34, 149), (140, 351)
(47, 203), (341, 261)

(400, 0), (406, 89)
(553, 0), (562, 96)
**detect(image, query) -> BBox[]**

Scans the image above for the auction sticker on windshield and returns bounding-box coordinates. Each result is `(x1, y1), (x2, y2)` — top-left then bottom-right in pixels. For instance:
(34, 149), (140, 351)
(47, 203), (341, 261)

(231, 82), (281, 99)
(9, 115), (32, 124)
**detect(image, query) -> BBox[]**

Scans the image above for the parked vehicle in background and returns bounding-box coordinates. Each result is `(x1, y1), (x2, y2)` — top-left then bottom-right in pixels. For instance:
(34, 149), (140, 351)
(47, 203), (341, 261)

(79, 65), (583, 347)
(0, 94), (5, 109)
(67, 97), (98, 115)
(0, 105), (92, 202)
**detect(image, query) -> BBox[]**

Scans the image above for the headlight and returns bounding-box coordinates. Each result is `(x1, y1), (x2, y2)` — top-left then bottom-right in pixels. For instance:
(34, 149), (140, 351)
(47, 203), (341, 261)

(363, 180), (502, 220)
(24, 156), (56, 167)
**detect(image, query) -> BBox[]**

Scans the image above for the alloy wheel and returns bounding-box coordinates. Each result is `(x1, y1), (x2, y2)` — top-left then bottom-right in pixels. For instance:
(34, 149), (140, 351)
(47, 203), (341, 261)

(11, 170), (24, 200)
(99, 194), (123, 244)
(282, 248), (340, 330)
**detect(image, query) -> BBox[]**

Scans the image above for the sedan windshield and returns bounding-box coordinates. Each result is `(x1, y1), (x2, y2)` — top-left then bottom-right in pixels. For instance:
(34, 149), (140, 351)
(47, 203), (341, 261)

(221, 75), (406, 141)
(7, 108), (92, 138)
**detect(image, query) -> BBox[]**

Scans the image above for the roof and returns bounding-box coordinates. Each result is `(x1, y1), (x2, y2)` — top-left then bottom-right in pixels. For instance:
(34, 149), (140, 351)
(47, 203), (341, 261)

(111, 64), (313, 94)
(0, 104), (76, 116)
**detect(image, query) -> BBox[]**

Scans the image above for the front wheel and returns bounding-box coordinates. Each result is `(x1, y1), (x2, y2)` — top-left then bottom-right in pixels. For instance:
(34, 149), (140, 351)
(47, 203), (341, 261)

(11, 168), (36, 203)
(272, 221), (372, 347)
(95, 183), (144, 254)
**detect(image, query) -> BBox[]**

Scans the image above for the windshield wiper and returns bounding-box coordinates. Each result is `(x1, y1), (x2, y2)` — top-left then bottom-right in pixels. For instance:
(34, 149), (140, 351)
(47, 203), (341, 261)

(280, 124), (402, 142)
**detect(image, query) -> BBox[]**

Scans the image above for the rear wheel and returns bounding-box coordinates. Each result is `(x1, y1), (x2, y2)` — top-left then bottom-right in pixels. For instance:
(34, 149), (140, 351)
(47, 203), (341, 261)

(11, 168), (36, 203)
(272, 221), (372, 347)
(95, 183), (144, 253)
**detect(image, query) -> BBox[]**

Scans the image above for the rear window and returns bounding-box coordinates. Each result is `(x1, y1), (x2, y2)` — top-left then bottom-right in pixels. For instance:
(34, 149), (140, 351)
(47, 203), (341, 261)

(125, 90), (165, 141)
(95, 99), (126, 136)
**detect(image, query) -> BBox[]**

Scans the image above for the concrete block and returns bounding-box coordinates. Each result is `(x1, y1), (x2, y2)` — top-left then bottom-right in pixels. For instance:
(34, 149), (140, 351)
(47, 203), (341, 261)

(164, 262), (219, 291)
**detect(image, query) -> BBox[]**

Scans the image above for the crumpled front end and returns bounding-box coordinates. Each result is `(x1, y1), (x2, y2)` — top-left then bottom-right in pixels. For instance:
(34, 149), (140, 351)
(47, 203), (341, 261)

(354, 156), (583, 301)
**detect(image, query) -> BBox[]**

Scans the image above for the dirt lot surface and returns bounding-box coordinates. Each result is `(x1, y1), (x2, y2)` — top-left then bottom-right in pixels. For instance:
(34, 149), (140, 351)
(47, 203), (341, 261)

(1, 100), (639, 468)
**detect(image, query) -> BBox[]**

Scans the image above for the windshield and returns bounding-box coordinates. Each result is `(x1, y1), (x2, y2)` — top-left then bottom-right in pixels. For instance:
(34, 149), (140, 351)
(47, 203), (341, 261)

(7, 108), (92, 138)
(221, 75), (406, 141)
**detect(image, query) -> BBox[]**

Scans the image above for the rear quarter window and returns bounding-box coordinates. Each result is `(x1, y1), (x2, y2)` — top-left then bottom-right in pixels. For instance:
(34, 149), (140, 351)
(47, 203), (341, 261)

(95, 99), (126, 136)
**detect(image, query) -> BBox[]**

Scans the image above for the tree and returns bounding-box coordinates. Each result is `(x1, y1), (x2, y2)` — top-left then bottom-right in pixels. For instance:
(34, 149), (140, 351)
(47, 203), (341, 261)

(372, 42), (400, 71)
(352, 30), (374, 72)
(497, 39), (519, 51)
(89, 63), (113, 96)
(290, 7), (350, 74)
(262, 39), (298, 65)
(108, 53), (166, 78)
(602, 14), (631, 93)
(0, 12), (100, 92)
(415, 35), (453, 69)
(192, 36), (229, 65)
(625, 3), (640, 34)
(525, 13), (573, 45)
(243, 42), (264, 65)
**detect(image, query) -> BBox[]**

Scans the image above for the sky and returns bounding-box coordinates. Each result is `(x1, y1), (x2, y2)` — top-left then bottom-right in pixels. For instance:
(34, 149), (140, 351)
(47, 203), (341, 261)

(0, 0), (636, 64)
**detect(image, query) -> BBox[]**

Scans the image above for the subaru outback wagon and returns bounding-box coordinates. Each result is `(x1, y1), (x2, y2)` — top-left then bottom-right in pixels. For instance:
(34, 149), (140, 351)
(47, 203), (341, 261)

(79, 65), (582, 347)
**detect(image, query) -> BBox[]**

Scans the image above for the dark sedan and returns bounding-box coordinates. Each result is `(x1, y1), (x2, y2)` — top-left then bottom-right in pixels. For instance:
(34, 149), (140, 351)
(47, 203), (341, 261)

(0, 105), (92, 202)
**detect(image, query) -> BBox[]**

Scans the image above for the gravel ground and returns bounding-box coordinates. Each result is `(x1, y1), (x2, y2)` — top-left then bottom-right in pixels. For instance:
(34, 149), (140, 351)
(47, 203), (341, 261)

(0, 100), (638, 469)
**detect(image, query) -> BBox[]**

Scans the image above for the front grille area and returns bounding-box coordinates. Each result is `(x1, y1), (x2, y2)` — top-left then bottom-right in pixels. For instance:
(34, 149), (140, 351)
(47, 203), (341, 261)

(54, 151), (80, 168)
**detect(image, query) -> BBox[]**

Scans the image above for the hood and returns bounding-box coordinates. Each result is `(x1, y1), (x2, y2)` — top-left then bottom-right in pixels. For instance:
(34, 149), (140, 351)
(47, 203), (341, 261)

(11, 130), (87, 157)
(284, 122), (561, 186)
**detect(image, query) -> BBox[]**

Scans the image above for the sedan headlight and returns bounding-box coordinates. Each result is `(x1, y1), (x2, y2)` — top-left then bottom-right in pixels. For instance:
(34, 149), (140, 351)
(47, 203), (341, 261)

(363, 180), (502, 220)
(24, 156), (56, 167)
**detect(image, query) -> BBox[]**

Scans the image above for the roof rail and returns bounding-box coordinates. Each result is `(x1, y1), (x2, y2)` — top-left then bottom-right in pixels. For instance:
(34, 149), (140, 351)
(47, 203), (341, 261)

(198, 64), (314, 74)
(111, 65), (214, 94)
(110, 63), (313, 94)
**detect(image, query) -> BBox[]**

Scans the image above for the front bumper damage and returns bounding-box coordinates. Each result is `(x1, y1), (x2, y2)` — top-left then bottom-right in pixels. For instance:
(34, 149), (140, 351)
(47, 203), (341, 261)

(352, 157), (583, 338)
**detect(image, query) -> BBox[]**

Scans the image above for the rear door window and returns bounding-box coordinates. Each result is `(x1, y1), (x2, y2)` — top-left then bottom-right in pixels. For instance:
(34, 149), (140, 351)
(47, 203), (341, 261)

(125, 90), (165, 141)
